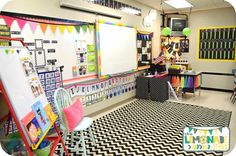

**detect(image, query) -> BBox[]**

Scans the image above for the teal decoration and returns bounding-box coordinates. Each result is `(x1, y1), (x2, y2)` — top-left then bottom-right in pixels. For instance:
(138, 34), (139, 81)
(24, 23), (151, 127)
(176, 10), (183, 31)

(182, 27), (191, 36)
(162, 27), (171, 36)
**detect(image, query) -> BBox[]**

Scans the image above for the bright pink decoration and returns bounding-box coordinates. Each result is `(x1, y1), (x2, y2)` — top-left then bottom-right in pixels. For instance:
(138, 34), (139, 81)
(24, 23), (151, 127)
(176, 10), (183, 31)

(62, 99), (84, 132)
(2, 15), (15, 27)
(16, 18), (27, 30)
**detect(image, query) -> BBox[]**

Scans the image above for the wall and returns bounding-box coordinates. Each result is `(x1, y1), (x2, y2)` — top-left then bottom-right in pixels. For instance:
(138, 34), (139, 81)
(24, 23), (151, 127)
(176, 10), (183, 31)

(2, 0), (161, 58)
(183, 7), (236, 90)
(2, 0), (161, 115)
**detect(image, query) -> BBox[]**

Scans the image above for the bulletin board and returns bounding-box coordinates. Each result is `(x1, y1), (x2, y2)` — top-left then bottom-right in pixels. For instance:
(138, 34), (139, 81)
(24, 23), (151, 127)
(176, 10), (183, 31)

(96, 20), (137, 78)
(198, 26), (236, 61)
(0, 46), (56, 149)
(137, 31), (153, 69)
(0, 15), (96, 84)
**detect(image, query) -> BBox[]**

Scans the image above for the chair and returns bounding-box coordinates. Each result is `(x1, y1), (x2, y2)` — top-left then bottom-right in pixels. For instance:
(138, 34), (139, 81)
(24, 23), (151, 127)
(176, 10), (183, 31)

(53, 88), (95, 156)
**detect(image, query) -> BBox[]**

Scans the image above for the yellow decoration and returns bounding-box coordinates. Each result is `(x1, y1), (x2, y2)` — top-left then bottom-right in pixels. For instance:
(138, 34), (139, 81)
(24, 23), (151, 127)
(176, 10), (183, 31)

(59, 25), (66, 34)
(67, 26), (74, 33)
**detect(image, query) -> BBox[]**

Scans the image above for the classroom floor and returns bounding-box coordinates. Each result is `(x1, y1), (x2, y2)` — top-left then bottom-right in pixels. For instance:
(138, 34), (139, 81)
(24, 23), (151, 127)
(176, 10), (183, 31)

(90, 90), (236, 156)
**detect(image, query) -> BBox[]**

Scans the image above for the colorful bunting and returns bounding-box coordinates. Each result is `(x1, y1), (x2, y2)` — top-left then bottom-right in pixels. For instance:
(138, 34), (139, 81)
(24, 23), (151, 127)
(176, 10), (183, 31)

(75, 26), (81, 33)
(209, 129), (213, 135)
(188, 127), (193, 133)
(59, 25), (66, 34)
(82, 25), (87, 33)
(67, 26), (74, 33)
(39, 23), (48, 33)
(2, 15), (15, 27)
(5, 49), (9, 54)
(89, 25), (95, 32)
(218, 127), (223, 133)
(49, 24), (57, 34)
(28, 21), (38, 33)
(16, 18), (27, 30)
(11, 49), (15, 54)
(1, 15), (93, 35)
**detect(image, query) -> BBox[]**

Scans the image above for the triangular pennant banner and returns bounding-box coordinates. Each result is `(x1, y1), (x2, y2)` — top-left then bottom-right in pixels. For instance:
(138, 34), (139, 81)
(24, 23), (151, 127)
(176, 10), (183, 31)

(89, 25), (94, 32)
(50, 24), (57, 34)
(218, 127), (223, 133)
(5, 49), (9, 54)
(67, 26), (74, 33)
(209, 129), (213, 135)
(59, 25), (66, 34)
(28, 21), (37, 33)
(39, 23), (48, 33)
(16, 18), (27, 30)
(193, 128), (198, 134)
(10, 49), (15, 54)
(2, 15), (15, 27)
(189, 127), (193, 133)
(82, 25), (87, 33)
(75, 26), (81, 33)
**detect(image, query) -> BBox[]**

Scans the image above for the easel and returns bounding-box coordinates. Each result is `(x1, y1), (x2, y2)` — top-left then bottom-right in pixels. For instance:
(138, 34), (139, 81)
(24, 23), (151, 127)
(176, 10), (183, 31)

(0, 37), (69, 156)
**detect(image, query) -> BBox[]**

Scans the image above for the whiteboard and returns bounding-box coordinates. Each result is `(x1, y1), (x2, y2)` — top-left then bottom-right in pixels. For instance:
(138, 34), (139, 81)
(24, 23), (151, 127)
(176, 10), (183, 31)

(98, 23), (137, 77)
(0, 46), (48, 145)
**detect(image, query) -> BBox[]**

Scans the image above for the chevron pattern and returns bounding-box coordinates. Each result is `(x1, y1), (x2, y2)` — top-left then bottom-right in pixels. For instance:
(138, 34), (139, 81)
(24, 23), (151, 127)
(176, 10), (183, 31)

(55, 99), (231, 156)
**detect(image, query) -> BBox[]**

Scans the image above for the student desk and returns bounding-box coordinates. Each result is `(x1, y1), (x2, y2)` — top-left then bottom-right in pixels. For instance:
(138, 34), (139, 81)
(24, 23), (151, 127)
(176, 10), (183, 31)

(168, 71), (202, 96)
(136, 73), (169, 102)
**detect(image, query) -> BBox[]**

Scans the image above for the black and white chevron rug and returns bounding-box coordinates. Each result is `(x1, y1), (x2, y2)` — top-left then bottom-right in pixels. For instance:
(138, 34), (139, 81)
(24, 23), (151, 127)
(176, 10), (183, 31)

(55, 99), (231, 156)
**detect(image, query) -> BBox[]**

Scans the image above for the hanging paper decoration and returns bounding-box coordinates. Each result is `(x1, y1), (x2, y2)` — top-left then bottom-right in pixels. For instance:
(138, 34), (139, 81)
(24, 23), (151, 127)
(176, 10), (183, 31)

(162, 27), (171, 36)
(182, 27), (191, 36)
(16, 18), (27, 30)
(67, 26), (74, 33)
(10, 49), (15, 54)
(49, 24), (57, 34)
(89, 25), (95, 32)
(2, 15), (15, 27)
(75, 26), (81, 33)
(28, 21), (38, 33)
(59, 25), (66, 34)
(82, 25), (87, 33)
(5, 49), (9, 54)
(39, 23), (48, 33)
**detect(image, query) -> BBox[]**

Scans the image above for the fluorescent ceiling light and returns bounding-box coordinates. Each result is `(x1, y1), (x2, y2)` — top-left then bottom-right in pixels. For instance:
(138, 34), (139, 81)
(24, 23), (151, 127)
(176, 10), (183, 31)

(120, 7), (141, 15)
(164, 0), (193, 9)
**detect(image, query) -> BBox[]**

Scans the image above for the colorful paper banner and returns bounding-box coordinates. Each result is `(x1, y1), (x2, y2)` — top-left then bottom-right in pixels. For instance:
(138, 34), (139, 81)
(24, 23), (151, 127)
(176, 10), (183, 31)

(16, 18), (27, 30)
(40, 23), (48, 33)
(49, 24), (57, 34)
(28, 21), (38, 33)
(2, 15), (15, 27)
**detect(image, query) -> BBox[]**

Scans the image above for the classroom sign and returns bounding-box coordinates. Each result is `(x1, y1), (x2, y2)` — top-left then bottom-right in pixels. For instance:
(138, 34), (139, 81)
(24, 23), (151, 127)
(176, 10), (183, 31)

(183, 127), (229, 151)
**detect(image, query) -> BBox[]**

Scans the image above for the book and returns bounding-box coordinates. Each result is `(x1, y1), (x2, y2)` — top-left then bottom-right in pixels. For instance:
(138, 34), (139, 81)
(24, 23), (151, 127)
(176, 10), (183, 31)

(21, 111), (43, 146)
(44, 104), (57, 124)
(31, 100), (50, 133)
